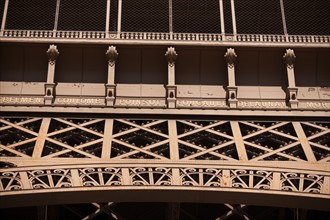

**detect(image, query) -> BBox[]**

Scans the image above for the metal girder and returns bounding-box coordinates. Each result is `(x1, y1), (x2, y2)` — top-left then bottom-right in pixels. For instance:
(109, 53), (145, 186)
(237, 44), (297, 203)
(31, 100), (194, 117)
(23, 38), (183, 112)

(0, 117), (329, 209)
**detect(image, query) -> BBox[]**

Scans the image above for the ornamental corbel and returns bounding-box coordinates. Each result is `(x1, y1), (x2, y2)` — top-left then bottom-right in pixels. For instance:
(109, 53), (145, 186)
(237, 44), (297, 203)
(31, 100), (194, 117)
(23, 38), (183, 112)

(283, 49), (296, 69)
(46, 45), (59, 65)
(165, 47), (178, 67)
(224, 48), (237, 68)
(106, 46), (119, 67)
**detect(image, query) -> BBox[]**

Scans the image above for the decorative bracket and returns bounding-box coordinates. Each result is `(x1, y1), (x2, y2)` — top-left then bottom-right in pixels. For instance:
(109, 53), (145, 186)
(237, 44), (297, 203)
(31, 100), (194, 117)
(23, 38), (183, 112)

(227, 86), (238, 108)
(287, 87), (299, 108)
(166, 85), (177, 109)
(44, 83), (56, 105)
(105, 84), (116, 106)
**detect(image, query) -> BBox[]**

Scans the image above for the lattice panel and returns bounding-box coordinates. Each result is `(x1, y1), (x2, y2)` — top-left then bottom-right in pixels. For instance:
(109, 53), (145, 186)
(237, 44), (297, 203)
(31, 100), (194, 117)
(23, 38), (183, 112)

(173, 0), (221, 33)
(121, 0), (168, 32)
(58, 0), (107, 31)
(240, 122), (307, 161)
(5, 0), (56, 30)
(177, 121), (238, 160)
(42, 118), (105, 158)
(0, 118), (329, 163)
(234, 0), (284, 34)
(284, 0), (330, 35)
(301, 122), (330, 162)
(0, 118), (42, 157)
(111, 120), (170, 159)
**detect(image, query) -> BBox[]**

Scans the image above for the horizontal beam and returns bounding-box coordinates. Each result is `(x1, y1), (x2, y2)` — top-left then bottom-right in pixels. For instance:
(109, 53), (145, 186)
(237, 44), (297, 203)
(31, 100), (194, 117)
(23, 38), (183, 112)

(1, 106), (329, 119)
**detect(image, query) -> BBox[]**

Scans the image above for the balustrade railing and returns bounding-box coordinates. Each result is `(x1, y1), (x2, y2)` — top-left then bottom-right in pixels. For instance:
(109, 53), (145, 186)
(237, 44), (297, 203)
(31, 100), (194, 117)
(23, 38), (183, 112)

(1, 29), (329, 44)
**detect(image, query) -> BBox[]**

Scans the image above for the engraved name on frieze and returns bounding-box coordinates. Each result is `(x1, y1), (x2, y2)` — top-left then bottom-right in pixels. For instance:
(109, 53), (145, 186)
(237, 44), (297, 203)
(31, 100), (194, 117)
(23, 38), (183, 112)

(116, 99), (162, 106)
(55, 97), (104, 105)
(177, 100), (227, 107)
(306, 102), (330, 109)
(238, 101), (286, 108)
(0, 96), (43, 104)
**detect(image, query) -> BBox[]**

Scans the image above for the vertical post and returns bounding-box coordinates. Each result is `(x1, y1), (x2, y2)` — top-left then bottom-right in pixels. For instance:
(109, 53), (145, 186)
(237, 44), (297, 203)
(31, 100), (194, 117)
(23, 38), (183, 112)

(70, 169), (81, 187)
(165, 47), (178, 108)
(283, 49), (298, 108)
(45, 45), (59, 105)
(101, 119), (114, 159)
(168, 120), (179, 160)
(271, 172), (281, 190)
(279, 0), (288, 37)
(321, 176), (330, 194)
(219, 0), (225, 35)
(122, 168), (131, 185)
(19, 171), (31, 189)
(32, 118), (51, 158)
(224, 48), (238, 108)
(230, 0), (237, 39)
(230, 121), (248, 161)
(169, 0), (173, 39)
(105, 46), (118, 106)
(117, 0), (122, 38)
(292, 122), (317, 162)
(105, 0), (111, 38)
(0, 0), (9, 37)
(53, 0), (61, 37)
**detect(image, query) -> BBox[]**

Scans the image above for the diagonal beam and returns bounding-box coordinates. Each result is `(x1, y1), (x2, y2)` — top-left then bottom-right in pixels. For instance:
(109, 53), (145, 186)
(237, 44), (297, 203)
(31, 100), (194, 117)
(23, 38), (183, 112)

(292, 122), (317, 162)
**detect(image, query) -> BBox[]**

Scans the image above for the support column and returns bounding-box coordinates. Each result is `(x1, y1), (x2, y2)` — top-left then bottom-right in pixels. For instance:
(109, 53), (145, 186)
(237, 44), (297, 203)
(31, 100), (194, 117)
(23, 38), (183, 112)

(53, 0), (60, 37)
(169, 0), (173, 39)
(219, 0), (225, 35)
(105, 0), (111, 38)
(165, 47), (178, 108)
(279, 0), (288, 37)
(45, 45), (59, 105)
(117, 0), (122, 38)
(230, 0), (237, 39)
(224, 48), (238, 108)
(283, 49), (298, 108)
(105, 46), (118, 106)
(0, 0), (9, 37)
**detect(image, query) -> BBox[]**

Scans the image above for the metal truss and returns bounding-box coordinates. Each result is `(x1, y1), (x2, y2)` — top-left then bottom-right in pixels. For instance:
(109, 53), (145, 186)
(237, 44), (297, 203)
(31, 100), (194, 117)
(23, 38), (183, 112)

(0, 117), (329, 209)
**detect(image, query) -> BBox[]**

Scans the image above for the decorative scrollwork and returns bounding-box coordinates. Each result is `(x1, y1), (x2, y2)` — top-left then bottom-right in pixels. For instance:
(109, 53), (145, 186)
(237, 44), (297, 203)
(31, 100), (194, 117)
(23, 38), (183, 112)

(0, 171), (22, 191)
(181, 168), (222, 187)
(80, 168), (122, 186)
(28, 169), (72, 189)
(231, 170), (272, 190)
(130, 167), (172, 185)
(281, 173), (323, 193)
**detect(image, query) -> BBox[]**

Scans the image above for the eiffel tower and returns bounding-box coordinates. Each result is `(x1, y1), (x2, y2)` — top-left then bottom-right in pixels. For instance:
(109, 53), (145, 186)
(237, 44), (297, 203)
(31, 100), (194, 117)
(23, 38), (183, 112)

(0, 0), (329, 219)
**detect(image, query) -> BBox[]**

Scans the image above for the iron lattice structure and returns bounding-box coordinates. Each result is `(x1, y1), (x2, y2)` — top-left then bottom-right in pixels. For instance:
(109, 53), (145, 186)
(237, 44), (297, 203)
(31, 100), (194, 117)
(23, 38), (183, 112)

(1, 117), (329, 210)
